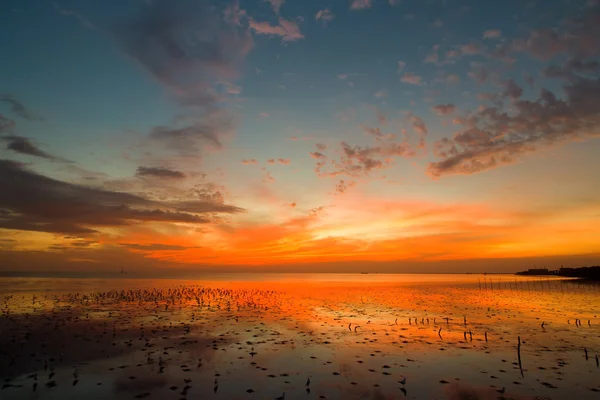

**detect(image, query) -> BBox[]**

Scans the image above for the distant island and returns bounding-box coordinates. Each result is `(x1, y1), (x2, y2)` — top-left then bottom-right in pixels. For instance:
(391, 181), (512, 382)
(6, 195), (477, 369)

(516, 266), (600, 280)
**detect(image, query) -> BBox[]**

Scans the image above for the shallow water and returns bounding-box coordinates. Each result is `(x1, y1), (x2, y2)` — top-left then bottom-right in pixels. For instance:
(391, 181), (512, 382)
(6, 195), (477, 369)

(1, 274), (599, 399)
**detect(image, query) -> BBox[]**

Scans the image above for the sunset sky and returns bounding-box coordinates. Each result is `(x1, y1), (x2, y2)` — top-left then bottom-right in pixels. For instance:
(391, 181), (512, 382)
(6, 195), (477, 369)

(1, 0), (599, 275)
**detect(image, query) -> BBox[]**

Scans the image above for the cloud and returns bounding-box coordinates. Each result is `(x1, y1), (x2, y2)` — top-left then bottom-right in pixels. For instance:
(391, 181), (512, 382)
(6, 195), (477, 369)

(326, 141), (415, 177)
(315, 9), (335, 23)
(432, 104), (456, 115)
(397, 61), (406, 72)
(0, 159), (243, 235)
(483, 29), (501, 39)
(1, 136), (59, 160)
(502, 79), (523, 100)
(248, 17), (304, 42)
(446, 74), (460, 84)
(53, 3), (94, 29)
(265, 0), (285, 14)
(277, 158), (290, 165)
(147, 116), (229, 155)
(407, 113), (428, 149)
(0, 115), (15, 133)
(113, 0), (253, 95)
(0, 95), (43, 121)
(135, 166), (186, 179)
(350, 0), (373, 10)
(400, 72), (423, 85)
(543, 58), (600, 81)
(171, 200), (244, 214)
(113, 0), (253, 153)
(312, 108), (427, 178)
(241, 159), (258, 165)
(488, 12), (600, 62)
(261, 168), (276, 183)
(424, 51), (439, 64)
(428, 70), (600, 177)
(460, 43), (481, 55)
(335, 179), (357, 194)
(467, 63), (489, 84)
(120, 243), (197, 251)
(223, 0), (247, 26)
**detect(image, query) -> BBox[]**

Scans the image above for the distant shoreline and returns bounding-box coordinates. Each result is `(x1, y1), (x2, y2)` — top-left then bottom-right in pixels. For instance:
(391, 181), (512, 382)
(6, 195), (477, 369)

(515, 266), (600, 281)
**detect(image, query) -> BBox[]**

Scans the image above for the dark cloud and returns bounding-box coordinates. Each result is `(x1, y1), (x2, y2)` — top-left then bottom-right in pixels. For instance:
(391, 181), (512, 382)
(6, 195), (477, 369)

(0, 159), (244, 235)
(120, 243), (197, 251)
(335, 180), (356, 195)
(312, 110), (423, 178)
(148, 120), (224, 153)
(508, 13), (600, 61)
(113, 0), (253, 155)
(319, 141), (414, 178)
(1, 136), (58, 160)
(432, 104), (456, 116)
(428, 72), (600, 177)
(0, 95), (43, 121)
(502, 79), (523, 100)
(543, 58), (600, 81)
(136, 166), (186, 179)
(172, 201), (244, 214)
(427, 12), (600, 177)
(112, 0), (252, 106)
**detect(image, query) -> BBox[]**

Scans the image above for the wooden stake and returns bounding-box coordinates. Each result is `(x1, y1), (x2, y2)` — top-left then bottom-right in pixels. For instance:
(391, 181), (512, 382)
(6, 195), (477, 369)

(517, 336), (524, 377)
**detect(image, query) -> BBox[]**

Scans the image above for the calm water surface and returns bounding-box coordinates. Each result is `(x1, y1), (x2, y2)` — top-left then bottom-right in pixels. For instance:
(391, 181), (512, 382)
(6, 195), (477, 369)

(1, 274), (598, 399)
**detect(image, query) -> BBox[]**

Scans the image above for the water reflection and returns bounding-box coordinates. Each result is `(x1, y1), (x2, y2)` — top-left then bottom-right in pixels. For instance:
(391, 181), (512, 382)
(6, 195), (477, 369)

(1, 275), (598, 399)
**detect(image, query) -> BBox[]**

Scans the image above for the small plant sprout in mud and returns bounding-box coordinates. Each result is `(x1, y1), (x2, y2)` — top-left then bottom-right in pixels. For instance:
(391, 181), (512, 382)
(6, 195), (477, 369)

(517, 336), (524, 377)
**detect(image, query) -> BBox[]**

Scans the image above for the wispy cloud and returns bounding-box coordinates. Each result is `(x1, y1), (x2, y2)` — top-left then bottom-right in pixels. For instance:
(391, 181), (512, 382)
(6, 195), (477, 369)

(264, 0), (285, 14)
(432, 104), (456, 116)
(400, 72), (423, 85)
(350, 0), (373, 10)
(335, 179), (357, 195)
(315, 9), (335, 24)
(53, 2), (94, 29)
(249, 17), (304, 42)
(0, 95), (43, 121)
(0, 159), (243, 235)
(223, 0), (247, 26)
(135, 166), (186, 179)
(113, 0), (253, 154)
(429, 65), (600, 177)
(483, 29), (502, 39)
(120, 243), (197, 251)
(1, 136), (61, 161)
